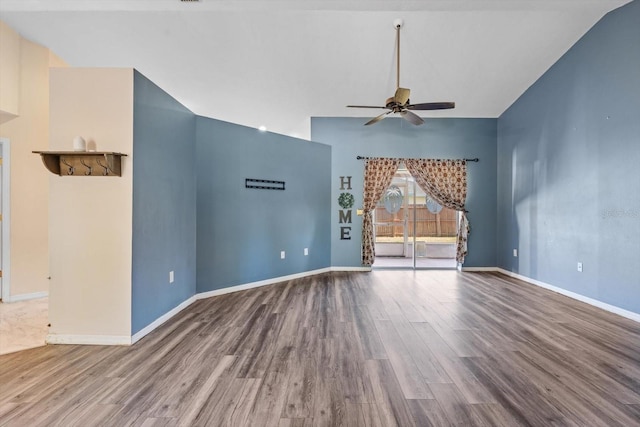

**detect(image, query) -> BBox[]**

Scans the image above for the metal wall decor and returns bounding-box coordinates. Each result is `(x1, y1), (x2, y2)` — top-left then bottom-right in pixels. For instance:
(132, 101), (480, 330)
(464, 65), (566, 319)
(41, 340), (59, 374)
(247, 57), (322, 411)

(383, 185), (403, 214)
(338, 192), (355, 209)
(245, 178), (285, 190)
(338, 176), (354, 240)
(426, 196), (443, 214)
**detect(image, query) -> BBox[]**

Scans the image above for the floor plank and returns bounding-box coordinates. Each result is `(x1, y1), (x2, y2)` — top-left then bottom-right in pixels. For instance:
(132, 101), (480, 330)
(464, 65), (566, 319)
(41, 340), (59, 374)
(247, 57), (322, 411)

(374, 320), (433, 399)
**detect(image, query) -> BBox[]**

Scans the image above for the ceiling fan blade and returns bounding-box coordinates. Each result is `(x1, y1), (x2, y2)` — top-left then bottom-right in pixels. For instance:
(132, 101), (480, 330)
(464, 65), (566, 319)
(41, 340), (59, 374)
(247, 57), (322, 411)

(347, 105), (388, 109)
(394, 87), (410, 105)
(365, 111), (392, 126)
(407, 102), (455, 110)
(400, 110), (424, 126)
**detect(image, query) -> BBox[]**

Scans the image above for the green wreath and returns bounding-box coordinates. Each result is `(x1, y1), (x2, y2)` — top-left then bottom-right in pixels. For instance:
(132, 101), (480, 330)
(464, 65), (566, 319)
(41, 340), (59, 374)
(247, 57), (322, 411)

(338, 192), (355, 209)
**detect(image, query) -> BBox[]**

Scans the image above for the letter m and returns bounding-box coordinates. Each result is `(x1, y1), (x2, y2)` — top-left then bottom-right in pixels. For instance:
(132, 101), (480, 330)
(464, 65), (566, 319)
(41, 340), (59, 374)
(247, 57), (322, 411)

(339, 210), (352, 224)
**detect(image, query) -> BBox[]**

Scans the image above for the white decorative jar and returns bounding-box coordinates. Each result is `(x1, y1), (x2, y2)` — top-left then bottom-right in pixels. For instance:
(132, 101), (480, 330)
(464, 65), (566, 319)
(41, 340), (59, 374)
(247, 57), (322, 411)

(73, 136), (86, 152)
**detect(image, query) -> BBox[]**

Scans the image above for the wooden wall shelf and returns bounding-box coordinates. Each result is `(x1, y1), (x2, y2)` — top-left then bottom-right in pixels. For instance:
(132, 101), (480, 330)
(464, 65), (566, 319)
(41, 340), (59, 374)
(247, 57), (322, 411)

(33, 151), (127, 177)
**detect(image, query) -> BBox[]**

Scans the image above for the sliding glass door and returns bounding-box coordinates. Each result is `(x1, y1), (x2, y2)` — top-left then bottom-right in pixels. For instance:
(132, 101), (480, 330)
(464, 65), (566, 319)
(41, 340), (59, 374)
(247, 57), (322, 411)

(373, 166), (458, 269)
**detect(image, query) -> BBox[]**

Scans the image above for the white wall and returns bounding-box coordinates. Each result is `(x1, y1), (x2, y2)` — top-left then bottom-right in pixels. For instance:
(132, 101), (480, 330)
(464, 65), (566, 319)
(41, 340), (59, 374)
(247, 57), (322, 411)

(0, 21), (20, 123)
(48, 68), (133, 341)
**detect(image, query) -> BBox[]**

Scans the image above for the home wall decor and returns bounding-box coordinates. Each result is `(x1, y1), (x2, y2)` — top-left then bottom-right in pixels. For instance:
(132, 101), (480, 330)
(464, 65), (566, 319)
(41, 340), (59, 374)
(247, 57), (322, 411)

(338, 176), (354, 240)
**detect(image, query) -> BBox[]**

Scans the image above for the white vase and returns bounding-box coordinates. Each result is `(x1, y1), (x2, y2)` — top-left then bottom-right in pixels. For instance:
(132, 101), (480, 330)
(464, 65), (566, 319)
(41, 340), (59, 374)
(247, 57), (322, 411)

(73, 136), (86, 152)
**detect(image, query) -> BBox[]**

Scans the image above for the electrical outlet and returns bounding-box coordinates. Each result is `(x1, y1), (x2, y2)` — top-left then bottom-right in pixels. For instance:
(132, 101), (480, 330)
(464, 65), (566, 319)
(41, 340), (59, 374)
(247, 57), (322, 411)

(304, 248), (309, 256)
(169, 270), (174, 283)
(513, 249), (518, 257)
(281, 251), (285, 259)
(577, 262), (583, 272)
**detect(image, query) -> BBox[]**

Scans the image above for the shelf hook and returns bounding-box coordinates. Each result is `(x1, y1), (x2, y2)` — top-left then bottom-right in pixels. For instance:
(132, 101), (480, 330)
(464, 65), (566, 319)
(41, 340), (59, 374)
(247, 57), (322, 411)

(96, 158), (110, 176)
(61, 158), (74, 175)
(80, 159), (93, 176)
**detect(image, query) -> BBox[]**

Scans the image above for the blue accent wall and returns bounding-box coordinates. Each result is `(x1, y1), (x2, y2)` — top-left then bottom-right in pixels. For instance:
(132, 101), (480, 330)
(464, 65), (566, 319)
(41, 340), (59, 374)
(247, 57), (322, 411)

(132, 71), (197, 334)
(497, 1), (640, 314)
(311, 117), (497, 268)
(196, 117), (331, 292)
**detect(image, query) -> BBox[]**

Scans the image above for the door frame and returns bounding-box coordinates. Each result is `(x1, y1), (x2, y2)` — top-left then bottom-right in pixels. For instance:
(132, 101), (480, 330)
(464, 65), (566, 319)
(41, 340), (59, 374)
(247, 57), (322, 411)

(0, 137), (11, 301)
(373, 172), (417, 267)
(373, 167), (457, 270)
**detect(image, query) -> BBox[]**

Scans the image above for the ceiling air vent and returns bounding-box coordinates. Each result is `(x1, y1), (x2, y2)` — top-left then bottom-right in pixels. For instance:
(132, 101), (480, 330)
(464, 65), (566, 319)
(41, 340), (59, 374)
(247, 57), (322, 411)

(180, 0), (200, 2)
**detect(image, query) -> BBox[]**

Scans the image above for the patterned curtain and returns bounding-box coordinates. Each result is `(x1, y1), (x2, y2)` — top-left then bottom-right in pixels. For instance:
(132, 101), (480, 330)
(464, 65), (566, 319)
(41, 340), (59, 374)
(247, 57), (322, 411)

(404, 159), (470, 264)
(362, 158), (401, 266)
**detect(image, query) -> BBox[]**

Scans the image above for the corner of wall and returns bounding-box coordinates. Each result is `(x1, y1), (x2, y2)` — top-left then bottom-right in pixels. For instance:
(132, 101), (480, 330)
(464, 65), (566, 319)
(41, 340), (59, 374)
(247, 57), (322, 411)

(0, 21), (20, 120)
(495, 0), (640, 315)
(131, 71), (197, 335)
(48, 68), (134, 339)
(0, 26), (63, 299)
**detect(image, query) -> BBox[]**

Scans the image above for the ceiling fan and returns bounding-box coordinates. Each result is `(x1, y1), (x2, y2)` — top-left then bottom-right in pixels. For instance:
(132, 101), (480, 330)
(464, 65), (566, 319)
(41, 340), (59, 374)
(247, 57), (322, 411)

(347, 18), (455, 126)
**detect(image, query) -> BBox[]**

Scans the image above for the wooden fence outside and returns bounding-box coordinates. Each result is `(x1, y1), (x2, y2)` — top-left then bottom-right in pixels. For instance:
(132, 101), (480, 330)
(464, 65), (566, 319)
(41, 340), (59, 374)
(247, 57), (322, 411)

(374, 205), (458, 238)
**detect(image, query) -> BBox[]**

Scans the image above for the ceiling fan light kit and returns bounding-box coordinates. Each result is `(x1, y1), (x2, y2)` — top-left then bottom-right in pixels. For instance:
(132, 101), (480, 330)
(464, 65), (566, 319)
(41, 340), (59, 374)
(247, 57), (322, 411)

(347, 18), (455, 126)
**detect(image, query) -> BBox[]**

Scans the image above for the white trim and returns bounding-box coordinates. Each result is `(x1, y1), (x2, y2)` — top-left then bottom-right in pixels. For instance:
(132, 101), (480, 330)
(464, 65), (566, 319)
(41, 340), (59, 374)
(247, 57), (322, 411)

(4, 291), (48, 303)
(495, 268), (640, 324)
(0, 137), (10, 302)
(46, 334), (132, 346)
(131, 294), (197, 344)
(133, 268), (333, 344)
(197, 267), (332, 300)
(331, 266), (372, 272)
(461, 267), (499, 272)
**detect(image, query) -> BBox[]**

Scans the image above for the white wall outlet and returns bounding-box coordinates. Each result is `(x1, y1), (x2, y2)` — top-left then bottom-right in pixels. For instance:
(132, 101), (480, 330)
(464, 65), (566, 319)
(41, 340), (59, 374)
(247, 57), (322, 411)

(169, 270), (174, 283)
(513, 249), (518, 257)
(280, 251), (285, 259)
(577, 262), (583, 272)
(304, 248), (309, 256)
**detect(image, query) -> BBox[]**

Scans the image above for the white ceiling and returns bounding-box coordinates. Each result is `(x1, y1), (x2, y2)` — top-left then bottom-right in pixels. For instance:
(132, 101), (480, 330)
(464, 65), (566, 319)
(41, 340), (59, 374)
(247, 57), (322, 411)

(0, 0), (632, 139)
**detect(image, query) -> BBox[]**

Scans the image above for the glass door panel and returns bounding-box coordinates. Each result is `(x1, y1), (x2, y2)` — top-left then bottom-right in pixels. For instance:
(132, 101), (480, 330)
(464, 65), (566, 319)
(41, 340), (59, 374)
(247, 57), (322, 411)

(411, 184), (458, 269)
(373, 175), (410, 264)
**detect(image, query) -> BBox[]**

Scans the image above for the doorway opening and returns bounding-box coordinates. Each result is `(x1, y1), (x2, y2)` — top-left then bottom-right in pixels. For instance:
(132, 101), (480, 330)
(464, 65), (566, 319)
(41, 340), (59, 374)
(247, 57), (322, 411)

(0, 137), (9, 300)
(373, 165), (458, 269)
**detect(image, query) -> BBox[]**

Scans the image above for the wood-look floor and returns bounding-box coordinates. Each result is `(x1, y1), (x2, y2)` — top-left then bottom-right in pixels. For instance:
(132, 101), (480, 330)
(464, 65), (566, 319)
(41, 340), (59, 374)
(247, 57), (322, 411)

(1, 271), (640, 426)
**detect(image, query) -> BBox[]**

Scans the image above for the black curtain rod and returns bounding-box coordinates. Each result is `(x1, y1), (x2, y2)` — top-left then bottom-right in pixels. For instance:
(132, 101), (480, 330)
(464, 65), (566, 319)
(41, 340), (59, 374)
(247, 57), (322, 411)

(356, 156), (479, 162)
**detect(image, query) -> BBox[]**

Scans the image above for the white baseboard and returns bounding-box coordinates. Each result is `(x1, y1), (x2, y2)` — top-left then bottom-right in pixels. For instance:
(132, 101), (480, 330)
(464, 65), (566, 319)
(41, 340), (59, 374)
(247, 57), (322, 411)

(46, 334), (131, 346)
(493, 268), (640, 324)
(131, 295), (198, 344)
(139, 268), (333, 342)
(197, 267), (332, 300)
(461, 267), (498, 272)
(4, 291), (49, 303)
(331, 266), (372, 272)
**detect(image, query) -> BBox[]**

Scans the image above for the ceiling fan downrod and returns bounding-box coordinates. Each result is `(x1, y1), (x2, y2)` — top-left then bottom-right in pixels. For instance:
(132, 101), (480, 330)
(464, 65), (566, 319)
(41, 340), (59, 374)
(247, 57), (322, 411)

(394, 18), (403, 91)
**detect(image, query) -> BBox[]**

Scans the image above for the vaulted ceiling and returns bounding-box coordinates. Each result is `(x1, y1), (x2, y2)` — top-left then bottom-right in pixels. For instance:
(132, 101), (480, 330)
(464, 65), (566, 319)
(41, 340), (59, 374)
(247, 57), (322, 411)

(0, 0), (632, 139)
